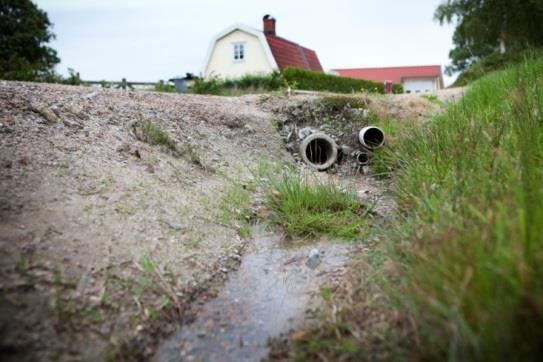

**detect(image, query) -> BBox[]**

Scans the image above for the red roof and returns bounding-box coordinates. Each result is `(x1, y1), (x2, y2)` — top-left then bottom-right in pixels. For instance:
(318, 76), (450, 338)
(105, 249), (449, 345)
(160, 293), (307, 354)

(265, 35), (323, 72)
(332, 65), (442, 84)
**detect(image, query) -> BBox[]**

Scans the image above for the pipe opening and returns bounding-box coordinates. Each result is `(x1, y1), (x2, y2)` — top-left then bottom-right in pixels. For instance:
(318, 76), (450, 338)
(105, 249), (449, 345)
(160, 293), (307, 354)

(306, 138), (333, 165)
(356, 152), (370, 165)
(359, 126), (385, 149)
(300, 133), (338, 170)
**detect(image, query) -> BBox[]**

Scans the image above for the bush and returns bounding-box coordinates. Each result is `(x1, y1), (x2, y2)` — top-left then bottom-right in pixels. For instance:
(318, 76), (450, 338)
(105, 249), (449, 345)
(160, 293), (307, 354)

(383, 56), (543, 360)
(223, 71), (282, 91)
(192, 76), (224, 95)
(62, 68), (81, 86)
(283, 67), (384, 94)
(154, 80), (175, 93)
(392, 83), (404, 94)
(452, 49), (542, 86)
(192, 72), (283, 95)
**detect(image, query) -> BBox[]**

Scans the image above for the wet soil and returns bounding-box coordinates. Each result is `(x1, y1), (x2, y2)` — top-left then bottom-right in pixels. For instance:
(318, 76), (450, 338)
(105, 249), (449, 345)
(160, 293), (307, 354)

(153, 225), (351, 362)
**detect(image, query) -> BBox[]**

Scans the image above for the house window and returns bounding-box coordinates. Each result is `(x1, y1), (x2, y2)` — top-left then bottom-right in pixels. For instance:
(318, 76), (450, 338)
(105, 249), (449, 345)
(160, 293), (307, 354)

(233, 42), (245, 61)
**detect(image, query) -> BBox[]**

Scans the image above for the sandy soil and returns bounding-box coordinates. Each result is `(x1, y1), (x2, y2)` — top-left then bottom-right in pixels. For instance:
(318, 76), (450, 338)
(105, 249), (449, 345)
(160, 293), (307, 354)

(0, 82), (458, 361)
(0, 81), (290, 361)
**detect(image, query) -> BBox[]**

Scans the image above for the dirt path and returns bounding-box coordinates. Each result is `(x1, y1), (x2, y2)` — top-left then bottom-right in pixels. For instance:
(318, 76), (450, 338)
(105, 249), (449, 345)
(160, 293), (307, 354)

(0, 82), (448, 361)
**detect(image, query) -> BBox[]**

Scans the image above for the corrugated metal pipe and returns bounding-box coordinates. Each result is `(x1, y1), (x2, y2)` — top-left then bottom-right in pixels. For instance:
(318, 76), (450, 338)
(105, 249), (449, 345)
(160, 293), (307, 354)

(359, 126), (385, 149)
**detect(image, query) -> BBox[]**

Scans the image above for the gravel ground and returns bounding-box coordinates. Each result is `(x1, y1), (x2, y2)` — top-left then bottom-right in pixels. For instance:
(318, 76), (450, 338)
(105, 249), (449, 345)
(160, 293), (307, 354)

(0, 81), (289, 361)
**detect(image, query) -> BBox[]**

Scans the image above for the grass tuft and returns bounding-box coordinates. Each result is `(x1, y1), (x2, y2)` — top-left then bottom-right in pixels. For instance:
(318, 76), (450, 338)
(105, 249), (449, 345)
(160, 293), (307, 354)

(137, 120), (176, 150)
(267, 172), (369, 240)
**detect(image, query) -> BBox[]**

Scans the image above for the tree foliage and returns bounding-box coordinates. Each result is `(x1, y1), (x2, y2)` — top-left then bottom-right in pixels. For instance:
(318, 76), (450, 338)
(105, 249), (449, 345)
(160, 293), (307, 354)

(0, 0), (60, 80)
(435, 0), (543, 74)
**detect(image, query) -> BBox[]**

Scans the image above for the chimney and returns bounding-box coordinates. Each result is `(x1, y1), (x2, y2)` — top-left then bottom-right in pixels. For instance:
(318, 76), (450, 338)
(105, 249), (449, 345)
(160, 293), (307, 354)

(263, 14), (276, 36)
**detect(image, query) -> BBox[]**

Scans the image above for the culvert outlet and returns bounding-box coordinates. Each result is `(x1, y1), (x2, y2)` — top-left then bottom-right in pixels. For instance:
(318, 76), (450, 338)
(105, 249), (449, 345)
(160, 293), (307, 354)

(299, 133), (338, 170)
(355, 151), (370, 166)
(359, 126), (385, 149)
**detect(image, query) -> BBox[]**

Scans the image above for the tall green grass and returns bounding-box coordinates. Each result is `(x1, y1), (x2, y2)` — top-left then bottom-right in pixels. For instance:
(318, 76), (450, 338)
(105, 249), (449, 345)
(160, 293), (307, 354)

(384, 57), (543, 360)
(267, 172), (368, 240)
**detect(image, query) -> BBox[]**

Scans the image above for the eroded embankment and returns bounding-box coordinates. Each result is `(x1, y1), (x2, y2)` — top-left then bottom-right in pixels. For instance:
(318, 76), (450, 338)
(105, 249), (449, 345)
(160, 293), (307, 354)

(0, 81), (289, 361)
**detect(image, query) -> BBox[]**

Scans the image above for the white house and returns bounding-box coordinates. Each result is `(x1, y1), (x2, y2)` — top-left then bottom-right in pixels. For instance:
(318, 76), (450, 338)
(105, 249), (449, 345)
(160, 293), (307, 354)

(202, 15), (323, 79)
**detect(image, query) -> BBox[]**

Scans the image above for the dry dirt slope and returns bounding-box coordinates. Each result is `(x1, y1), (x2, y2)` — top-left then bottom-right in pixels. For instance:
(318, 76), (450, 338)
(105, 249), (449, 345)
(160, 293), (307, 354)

(0, 81), (289, 361)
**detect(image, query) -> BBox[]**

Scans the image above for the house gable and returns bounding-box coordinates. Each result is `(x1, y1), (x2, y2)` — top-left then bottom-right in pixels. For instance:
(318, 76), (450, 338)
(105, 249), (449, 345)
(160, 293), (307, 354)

(202, 17), (324, 79)
(203, 24), (278, 79)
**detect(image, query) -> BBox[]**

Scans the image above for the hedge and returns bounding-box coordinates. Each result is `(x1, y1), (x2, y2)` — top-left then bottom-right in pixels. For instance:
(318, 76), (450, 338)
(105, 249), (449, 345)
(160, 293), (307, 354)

(192, 68), (405, 95)
(283, 67), (387, 94)
(222, 71), (282, 91)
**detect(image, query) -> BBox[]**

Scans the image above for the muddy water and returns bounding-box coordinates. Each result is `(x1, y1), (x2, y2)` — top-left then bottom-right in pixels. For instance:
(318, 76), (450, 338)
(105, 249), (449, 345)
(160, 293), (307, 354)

(153, 224), (351, 362)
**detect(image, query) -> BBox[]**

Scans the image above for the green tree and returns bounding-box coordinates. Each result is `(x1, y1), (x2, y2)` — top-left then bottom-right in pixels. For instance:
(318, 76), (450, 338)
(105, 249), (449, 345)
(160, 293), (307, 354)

(435, 0), (543, 74)
(0, 0), (60, 80)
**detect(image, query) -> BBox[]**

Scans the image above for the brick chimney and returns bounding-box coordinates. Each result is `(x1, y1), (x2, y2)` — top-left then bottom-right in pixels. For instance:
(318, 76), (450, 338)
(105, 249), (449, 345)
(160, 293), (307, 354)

(263, 14), (276, 36)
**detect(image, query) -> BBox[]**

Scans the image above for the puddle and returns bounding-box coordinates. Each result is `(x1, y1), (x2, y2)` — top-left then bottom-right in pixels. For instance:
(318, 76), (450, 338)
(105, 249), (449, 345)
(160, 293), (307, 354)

(152, 224), (351, 362)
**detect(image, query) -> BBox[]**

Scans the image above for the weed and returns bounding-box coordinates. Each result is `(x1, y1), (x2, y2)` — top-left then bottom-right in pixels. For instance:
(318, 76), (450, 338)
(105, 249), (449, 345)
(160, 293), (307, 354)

(114, 202), (136, 215)
(97, 176), (115, 193)
(55, 167), (66, 177)
(90, 309), (102, 323)
(218, 184), (252, 226)
(15, 254), (31, 273)
(200, 194), (213, 212)
(137, 120), (176, 150)
(238, 225), (251, 238)
(267, 172), (369, 240)
(319, 95), (367, 111)
(182, 145), (210, 171)
(146, 307), (158, 321)
(139, 257), (155, 273)
(421, 94), (445, 106)
(187, 229), (204, 249)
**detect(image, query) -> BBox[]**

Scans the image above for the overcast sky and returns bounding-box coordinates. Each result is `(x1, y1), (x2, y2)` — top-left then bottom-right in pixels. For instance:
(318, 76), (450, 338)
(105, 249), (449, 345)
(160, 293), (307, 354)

(35, 0), (457, 85)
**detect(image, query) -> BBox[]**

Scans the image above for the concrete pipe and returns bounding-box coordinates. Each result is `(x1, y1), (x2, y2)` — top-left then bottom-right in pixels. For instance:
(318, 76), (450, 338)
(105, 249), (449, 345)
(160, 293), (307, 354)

(359, 126), (385, 149)
(355, 151), (370, 166)
(299, 133), (338, 170)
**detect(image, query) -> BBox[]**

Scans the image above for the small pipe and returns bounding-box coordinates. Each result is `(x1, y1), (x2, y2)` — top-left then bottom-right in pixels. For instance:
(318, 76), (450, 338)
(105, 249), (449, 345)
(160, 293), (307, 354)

(299, 133), (338, 170)
(355, 151), (370, 166)
(359, 126), (385, 149)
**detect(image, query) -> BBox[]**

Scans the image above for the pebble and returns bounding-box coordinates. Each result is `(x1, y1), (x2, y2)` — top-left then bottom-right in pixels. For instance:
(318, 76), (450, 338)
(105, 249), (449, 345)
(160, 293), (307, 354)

(305, 249), (321, 269)
(165, 221), (183, 231)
